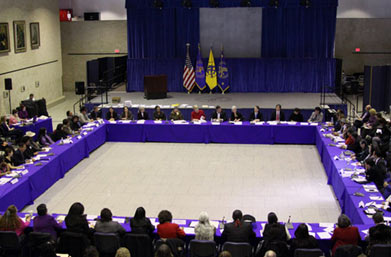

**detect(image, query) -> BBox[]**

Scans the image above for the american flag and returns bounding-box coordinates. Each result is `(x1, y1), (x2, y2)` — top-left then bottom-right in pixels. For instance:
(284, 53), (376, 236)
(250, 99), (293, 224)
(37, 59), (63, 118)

(183, 44), (195, 92)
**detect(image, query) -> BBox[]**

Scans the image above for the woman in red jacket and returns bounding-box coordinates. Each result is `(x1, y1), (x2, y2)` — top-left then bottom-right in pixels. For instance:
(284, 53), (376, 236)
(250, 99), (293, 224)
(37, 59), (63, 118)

(331, 214), (361, 256)
(157, 210), (185, 239)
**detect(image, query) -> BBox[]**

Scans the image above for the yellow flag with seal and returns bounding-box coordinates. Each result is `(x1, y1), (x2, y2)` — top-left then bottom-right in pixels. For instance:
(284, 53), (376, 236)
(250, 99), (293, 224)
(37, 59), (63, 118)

(206, 48), (217, 90)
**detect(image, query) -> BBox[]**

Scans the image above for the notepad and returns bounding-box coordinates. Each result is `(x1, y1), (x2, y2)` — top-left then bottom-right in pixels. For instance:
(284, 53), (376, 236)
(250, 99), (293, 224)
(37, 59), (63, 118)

(317, 232), (331, 239)
(183, 227), (195, 234)
(173, 219), (187, 225)
(370, 196), (384, 201)
(254, 122), (265, 125)
(154, 120), (163, 124)
(113, 218), (125, 223)
(300, 122), (309, 125)
(137, 120), (145, 124)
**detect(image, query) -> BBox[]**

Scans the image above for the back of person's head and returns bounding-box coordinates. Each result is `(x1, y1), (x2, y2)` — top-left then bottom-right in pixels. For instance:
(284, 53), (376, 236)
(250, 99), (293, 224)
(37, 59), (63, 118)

(37, 204), (48, 216)
(134, 207), (146, 220)
(232, 210), (242, 221)
(84, 246), (99, 257)
(372, 212), (384, 224)
(218, 251), (232, 257)
(115, 247), (131, 257)
(198, 211), (210, 225)
(267, 212), (278, 224)
(337, 214), (351, 228)
(264, 250), (277, 257)
(100, 208), (112, 222)
(0, 205), (20, 230)
(155, 244), (173, 257)
(158, 210), (172, 224)
(369, 108), (376, 115)
(294, 223), (309, 239)
(68, 202), (84, 216)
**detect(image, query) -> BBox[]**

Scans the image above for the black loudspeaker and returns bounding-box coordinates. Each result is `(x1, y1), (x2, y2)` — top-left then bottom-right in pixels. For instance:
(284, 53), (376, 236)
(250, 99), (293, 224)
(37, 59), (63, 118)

(84, 12), (100, 21)
(5, 78), (12, 90)
(75, 81), (85, 95)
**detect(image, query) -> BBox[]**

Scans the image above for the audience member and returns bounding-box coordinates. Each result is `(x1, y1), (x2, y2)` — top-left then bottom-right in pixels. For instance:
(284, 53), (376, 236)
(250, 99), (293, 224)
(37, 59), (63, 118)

(290, 223), (318, 255)
(308, 107), (323, 123)
(366, 212), (391, 255)
(0, 115), (23, 141)
(155, 244), (173, 257)
(191, 105), (206, 121)
(84, 246), (99, 257)
(195, 211), (216, 241)
(65, 202), (93, 240)
(130, 207), (155, 237)
(230, 106), (243, 122)
(33, 204), (62, 240)
(218, 251), (232, 257)
(18, 104), (29, 120)
(221, 210), (255, 243)
(211, 106), (228, 122)
(80, 107), (90, 124)
(354, 105), (371, 128)
(95, 208), (125, 235)
(270, 104), (285, 121)
(263, 212), (290, 242)
(90, 106), (102, 120)
(264, 251), (277, 257)
(169, 107), (184, 121)
(331, 214), (360, 256)
(115, 247), (131, 257)
(137, 106), (149, 120)
(153, 106), (166, 121)
(288, 108), (304, 122)
(249, 105), (263, 122)
(106, 107), (119, 121)
(157, 210), (185, 239)
(8, 109), (20, 125)
(121, 106), (133, 120)
(0, 205), (31, 236)
(38, 127), (54, 146)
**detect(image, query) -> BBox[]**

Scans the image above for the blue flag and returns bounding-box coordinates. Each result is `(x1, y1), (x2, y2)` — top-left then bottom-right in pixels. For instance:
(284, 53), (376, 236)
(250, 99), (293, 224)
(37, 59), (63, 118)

(218, 49), (229, 93)
(195, 44), (206, 91)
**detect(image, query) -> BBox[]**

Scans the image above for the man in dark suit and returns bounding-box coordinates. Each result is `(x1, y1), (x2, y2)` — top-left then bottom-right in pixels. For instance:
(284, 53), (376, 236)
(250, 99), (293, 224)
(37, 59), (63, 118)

(249, 106), (263, 122)
(270, 104), (285, 121)
(12, 142), (27, 166)
(137, 107), (149, 120)
(221, 210), (255, 243)
(211, 106), (228, 122)
(365, 157), (386, 193)
(366, 212), (391, 254)
(90, 106), (102, 120)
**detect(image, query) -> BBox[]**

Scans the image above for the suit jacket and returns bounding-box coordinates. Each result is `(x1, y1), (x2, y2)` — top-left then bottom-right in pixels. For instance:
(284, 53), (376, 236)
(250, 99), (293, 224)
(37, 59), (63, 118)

(288, 113), (304, 122)
(270, 111), (285, 121)
(137, 111), (149, 120)
(106, 111), (118, 120)
(221, 222), (255, 243)
(12, 149), (25, 166)
(121, 111), (133, 120)
(95, 220), (126, 235)
(263, 223), (288, 243)
(368, 223), (391, 246)
(90, 110), (102, 120)
(230, 112), (244, 121)
(130, 218), (155, 237)
(153, 111), (166, 120)
(169, 111), (184, 121)
(249, 111), (263, 121)
(211, 111), (228, 122)
(157, 222), (186, 239)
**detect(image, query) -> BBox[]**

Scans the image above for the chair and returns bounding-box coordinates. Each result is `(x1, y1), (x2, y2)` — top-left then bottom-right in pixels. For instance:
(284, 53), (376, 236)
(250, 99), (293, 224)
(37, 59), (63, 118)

(155, 239), (185, 257)
(294, 248), (324, 257)
(0, 231), (22, 257)
(222, 242), (252, 257)
(334, 245), (362, 257)
(93, 232), (120, 257)
(189, 240), (217, 257)
(57, 231), (89, 257)
(369, 244), (391, 257)
(123, 233), (153, 257)
(26, 232), (54, 257)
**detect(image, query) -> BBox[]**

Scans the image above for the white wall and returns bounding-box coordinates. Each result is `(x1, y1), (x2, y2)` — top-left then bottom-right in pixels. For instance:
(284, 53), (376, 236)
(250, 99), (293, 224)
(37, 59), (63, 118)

(58, 0), (127, 20)
(337, 0), (391, 18)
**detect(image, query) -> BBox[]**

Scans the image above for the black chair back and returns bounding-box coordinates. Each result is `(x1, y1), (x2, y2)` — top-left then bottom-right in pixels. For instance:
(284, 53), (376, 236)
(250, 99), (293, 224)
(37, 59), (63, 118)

(27, 232), (54, 257)
(294, 248), (324, 257)
(0, 231), (21, 257)
(222, 242), (252, 257)
(334, 245), (362, 257)
(94, 232), (120, 257)
(123, 233), (153, 257)
(369, 244), (391, 257)
(189, 240), (216, 257)
(155, 238), (185, 257)
(57, 231), (89, 257)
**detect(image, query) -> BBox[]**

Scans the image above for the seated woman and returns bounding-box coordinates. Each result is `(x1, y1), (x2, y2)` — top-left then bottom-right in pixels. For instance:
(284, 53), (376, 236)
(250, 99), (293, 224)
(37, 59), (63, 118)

(18, 104), (29, 120)
(290, 223), (318, 255)
(65, 202), (93, 241)
(51, 124), (68, 142)
(191, 105), (206, 121)
(288, 108), (304, 122)
(221, 210), (255, 243)
(62, 119), (74, 135)
(249, 106), (263, 122)
(130, 207), (155, 237)
(0, 160), (11, 177)
(230, 106), (243, 122)
(95, 208), (125, 235)
(0, 116), (23, 141)
(263, 212), (290, 242)
(38, 127), (54, 146)
(153, 106), (166, 121)
(195, 211), (216, 241)
(308, 107), (323, 123)
(121, 106), (133, 120)
(3, 147), (23, 170)
(71, 115), (82, 131)
(8, 109), (20, 125)
(137, 106), (149, 120)
(106, 107), (119, 121)
(157, 210), (185, 239)
(0, 205), (31, 236)
(331, 214), (360, 256)
(33, 204), (63, 240)
(169, 108), (184, 121)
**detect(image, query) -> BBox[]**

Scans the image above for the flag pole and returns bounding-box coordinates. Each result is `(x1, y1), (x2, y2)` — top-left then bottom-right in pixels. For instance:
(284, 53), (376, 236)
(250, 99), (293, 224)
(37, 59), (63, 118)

(186, 43), (191, 94)
(198, 43), (201, 94)
(209, 44), (213, 95)
(221, 44), (224, 95)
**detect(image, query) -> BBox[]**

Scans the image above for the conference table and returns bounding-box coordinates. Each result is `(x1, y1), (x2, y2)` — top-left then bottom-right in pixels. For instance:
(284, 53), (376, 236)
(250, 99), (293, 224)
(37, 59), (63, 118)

(11, 117), (53, 140)
(1, 119), (390, 255)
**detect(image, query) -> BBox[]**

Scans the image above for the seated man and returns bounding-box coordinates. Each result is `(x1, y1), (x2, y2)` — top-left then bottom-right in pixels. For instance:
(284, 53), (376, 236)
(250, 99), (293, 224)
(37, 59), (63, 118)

(12, 142), (27, 166)
(354, 105), (371, 128)
(365, 158), (386, 193)
(66, 110), (74, 121)
(169, 107), (184, 121)
(288, 108), (304, 122)
(221, 210), (255, 243)
(308, 107), (323, 123)
(366, 212), (391, 255)
(270, 104), (285, 121)
(191, 105), (205, 121)
(137, 106), (149, 120)
(230, 106), (243, 122)
(0, 116), (23, 141)
(90, 106), (102, 120)
(211, 106), (228, 122)
(79, 107), (89, 124)
(249, 105), (263, 122)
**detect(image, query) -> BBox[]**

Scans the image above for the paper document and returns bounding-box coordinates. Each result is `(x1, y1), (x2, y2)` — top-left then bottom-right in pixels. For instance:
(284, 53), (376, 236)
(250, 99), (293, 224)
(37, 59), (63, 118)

(317, 232), (331, 239)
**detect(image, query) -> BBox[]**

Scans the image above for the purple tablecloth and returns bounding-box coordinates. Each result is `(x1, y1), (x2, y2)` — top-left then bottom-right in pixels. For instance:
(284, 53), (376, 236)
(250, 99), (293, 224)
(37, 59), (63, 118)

(12, 118), (53, 140)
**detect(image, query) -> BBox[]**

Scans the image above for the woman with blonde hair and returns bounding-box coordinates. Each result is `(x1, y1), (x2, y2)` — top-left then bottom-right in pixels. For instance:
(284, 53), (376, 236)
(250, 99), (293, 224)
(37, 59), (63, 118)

(115, 247), (131, 257)
(0, 205), (31, 236)
(195, 211), (216, 241)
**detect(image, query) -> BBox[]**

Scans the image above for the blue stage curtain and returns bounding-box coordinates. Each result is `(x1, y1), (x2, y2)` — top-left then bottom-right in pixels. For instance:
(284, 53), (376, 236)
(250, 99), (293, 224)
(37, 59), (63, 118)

(127, 58), (335, 92)
(262, 7), (337, 58)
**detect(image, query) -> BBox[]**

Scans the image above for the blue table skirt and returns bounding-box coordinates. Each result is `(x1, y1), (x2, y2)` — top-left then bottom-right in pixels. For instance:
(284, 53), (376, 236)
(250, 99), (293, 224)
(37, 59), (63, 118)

(12, 118), (53, 140)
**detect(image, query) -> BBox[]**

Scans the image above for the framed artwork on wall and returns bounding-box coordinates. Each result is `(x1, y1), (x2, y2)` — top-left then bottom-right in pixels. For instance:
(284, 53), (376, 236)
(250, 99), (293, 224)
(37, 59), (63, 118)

(13, 20), (26, 53)
(30, 22), (40, 49)
(0, 23), (10, 53)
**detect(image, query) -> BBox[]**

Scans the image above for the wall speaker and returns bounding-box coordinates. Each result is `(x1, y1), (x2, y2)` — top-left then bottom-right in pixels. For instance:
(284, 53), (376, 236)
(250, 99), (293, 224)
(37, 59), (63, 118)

(5, 78), (12, 90)
(84, 12), (100, 21)
(75, 81), (85, 95)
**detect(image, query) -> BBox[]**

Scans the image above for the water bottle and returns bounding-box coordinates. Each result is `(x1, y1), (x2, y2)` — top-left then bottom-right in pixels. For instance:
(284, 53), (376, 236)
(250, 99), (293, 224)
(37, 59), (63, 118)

(331, 116), (334, 124)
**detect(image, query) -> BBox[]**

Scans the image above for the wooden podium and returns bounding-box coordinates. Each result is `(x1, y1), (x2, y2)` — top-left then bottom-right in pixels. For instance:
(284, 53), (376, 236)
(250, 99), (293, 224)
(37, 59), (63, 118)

(144, 75), (167, 99)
